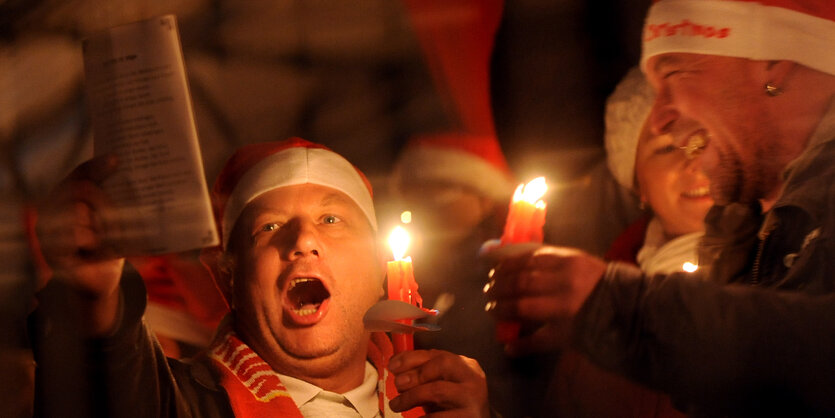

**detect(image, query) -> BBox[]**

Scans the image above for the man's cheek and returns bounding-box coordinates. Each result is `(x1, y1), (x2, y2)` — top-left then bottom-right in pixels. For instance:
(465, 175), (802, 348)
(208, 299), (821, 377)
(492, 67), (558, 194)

(700, 146), (720, 179)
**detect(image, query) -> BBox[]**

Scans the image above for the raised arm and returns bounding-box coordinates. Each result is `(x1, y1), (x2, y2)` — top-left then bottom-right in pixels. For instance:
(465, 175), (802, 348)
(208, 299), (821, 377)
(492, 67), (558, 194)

(35, 156), (125, 335)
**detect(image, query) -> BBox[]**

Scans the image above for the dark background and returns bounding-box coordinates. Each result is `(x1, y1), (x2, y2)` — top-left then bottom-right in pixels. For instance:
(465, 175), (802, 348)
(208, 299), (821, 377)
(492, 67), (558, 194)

(0, 0), (651, 196)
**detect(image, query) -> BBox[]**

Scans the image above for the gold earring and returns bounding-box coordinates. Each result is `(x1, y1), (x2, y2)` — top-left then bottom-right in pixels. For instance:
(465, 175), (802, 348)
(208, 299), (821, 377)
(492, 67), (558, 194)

(765, 82), (783, 97)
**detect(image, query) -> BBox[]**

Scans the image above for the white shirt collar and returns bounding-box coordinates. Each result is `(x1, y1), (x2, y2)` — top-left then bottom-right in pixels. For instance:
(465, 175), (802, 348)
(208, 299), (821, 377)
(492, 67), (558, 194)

(277, 361), (380, 418)
(342, 362), (380, 418)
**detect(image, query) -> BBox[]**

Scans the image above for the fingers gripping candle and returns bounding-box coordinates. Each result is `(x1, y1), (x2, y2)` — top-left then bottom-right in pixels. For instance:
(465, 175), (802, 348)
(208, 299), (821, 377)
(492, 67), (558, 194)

(497, 177), (547, 343)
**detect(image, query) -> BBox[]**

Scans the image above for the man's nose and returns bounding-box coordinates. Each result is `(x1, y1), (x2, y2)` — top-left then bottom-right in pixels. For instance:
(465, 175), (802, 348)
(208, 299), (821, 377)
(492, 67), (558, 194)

(648, 88), (679, 137)
(285, 220), (321, 259)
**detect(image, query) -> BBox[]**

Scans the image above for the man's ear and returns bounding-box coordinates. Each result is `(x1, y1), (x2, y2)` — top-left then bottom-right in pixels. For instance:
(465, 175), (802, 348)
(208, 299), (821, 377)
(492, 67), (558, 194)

(214, 250), (236, 298)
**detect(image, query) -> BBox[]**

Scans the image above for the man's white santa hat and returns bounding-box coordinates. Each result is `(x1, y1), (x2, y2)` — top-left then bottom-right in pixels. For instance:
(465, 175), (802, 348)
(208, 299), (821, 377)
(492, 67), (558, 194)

(641, 0), (835, 77)
(208, 137), (377, 250)
(201, 138), (377, 305)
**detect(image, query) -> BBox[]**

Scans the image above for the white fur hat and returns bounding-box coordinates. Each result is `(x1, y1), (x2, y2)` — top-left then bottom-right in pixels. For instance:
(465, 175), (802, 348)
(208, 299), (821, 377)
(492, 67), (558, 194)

(604, 67), (656, 190)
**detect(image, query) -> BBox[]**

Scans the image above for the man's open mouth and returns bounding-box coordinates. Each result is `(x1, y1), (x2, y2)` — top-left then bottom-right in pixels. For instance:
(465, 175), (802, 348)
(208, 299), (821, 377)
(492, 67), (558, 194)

(284, 277), (331, 325)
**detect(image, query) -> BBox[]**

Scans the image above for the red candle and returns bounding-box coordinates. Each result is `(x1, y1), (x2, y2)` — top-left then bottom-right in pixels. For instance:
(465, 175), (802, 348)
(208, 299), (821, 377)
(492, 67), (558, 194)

(501, 177), (547, 244)
(384, 226), (430, 417)
(497, 177), (547, 343)
(387, 226), (418, 353)
(529, 200), (547, 243)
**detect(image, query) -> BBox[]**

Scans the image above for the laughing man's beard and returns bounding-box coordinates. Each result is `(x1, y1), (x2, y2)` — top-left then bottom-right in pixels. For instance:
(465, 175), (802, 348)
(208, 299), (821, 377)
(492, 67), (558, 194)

(712, 152), (745, 205)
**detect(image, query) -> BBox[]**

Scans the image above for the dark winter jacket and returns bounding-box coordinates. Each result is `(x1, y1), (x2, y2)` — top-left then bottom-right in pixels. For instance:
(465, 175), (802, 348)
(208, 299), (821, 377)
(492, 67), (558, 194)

(572, 103), (835, 417)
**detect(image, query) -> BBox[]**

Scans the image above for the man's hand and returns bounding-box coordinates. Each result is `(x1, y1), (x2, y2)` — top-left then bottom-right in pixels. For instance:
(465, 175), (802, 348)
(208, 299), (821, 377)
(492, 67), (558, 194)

(389, 349), (489, 418)
(35, 155), (125, 335)
(484, 245), (607, 356)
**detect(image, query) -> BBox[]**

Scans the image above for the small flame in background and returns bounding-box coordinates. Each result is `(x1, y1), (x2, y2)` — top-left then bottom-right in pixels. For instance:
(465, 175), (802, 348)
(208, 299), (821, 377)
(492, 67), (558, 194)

(400, 210), (412, 224)
(682, 262), (699, 273)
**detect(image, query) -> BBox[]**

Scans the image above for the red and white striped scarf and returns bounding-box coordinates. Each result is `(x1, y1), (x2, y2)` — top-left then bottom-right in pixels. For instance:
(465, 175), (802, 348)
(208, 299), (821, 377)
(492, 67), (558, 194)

(208, 325), (422, 418)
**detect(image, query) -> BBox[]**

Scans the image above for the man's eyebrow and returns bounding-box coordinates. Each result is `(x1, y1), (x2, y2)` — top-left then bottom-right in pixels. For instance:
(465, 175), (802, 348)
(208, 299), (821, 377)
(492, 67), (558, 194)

(652, 55), (679, 73)
(319, 192), (353, 207)
(247, 205), (286, 217)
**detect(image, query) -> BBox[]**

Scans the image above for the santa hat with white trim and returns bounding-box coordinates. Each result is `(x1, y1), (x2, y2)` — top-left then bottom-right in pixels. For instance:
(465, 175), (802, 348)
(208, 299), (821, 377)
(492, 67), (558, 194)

(201, 138), (377, 304)
(208, 137), (377, 250)
(641, 0), (835, 76)
(390, 132), (515, 203)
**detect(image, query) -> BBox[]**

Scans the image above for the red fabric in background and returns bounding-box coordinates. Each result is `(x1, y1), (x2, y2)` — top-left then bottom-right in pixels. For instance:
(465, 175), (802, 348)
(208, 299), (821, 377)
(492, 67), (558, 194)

(130, 253), (228, 331)
(604, 215), (650, 264)
(402, 0), (504, 136)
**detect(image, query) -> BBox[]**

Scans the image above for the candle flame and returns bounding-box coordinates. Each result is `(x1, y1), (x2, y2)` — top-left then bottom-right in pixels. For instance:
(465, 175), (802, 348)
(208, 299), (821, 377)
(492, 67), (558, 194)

(513, 177), (548, 204)
(511, 184), (524, 202)
(388, 226), (411, 260)
(682, 262), (699, 273)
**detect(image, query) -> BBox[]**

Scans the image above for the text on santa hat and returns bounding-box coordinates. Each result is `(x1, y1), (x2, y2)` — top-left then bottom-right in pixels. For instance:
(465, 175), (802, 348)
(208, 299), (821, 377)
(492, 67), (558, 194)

(645, 20), (730, 42)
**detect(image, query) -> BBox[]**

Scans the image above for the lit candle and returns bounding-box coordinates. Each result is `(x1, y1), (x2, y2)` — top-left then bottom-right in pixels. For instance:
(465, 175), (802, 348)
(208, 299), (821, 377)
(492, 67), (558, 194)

(682, 262), (699, 273)
(501, 177), (548, 244)
(386, 226), (422, 353)
(497, 177), (548, 343)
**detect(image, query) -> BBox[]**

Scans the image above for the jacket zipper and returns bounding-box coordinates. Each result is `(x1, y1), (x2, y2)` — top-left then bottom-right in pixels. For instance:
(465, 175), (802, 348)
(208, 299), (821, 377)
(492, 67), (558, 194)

(751, 212), (778, 286)
(750, 237), (765, 285)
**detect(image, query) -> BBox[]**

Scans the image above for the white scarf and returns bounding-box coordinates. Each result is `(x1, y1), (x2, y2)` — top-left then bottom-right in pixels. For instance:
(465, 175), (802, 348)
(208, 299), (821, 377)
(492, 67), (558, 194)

(636, 217), (702, 276)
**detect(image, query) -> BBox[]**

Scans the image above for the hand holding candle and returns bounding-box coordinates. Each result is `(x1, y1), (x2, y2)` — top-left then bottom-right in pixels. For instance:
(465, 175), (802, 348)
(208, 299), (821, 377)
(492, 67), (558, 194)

(496, 177), (548, 343)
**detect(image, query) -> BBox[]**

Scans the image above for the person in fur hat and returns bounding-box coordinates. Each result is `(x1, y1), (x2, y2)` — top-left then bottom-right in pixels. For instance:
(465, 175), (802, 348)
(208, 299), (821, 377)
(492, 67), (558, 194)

(552, 66), (715, 418)
(603, 66), (713, 275)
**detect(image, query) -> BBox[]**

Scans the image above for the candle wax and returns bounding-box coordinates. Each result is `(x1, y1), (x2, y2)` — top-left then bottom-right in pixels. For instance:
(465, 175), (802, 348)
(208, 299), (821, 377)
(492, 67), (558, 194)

(386, 257), (416, 353)
(498, 180), (547, 343)
(502, 201), (546, 244)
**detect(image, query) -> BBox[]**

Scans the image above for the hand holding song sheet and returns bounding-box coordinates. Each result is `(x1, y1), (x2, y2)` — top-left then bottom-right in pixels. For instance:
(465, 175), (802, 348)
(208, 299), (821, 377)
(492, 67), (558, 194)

(82, 15), (218, 255)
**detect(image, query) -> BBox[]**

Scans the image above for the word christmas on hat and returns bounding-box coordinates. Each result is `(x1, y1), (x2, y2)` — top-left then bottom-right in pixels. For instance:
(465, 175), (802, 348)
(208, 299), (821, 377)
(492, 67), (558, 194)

(642, 0), (835, 77)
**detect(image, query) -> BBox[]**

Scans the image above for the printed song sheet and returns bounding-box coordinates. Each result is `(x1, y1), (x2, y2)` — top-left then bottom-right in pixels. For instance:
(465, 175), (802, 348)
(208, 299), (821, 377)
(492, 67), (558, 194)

(83, 15), (219, 254)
